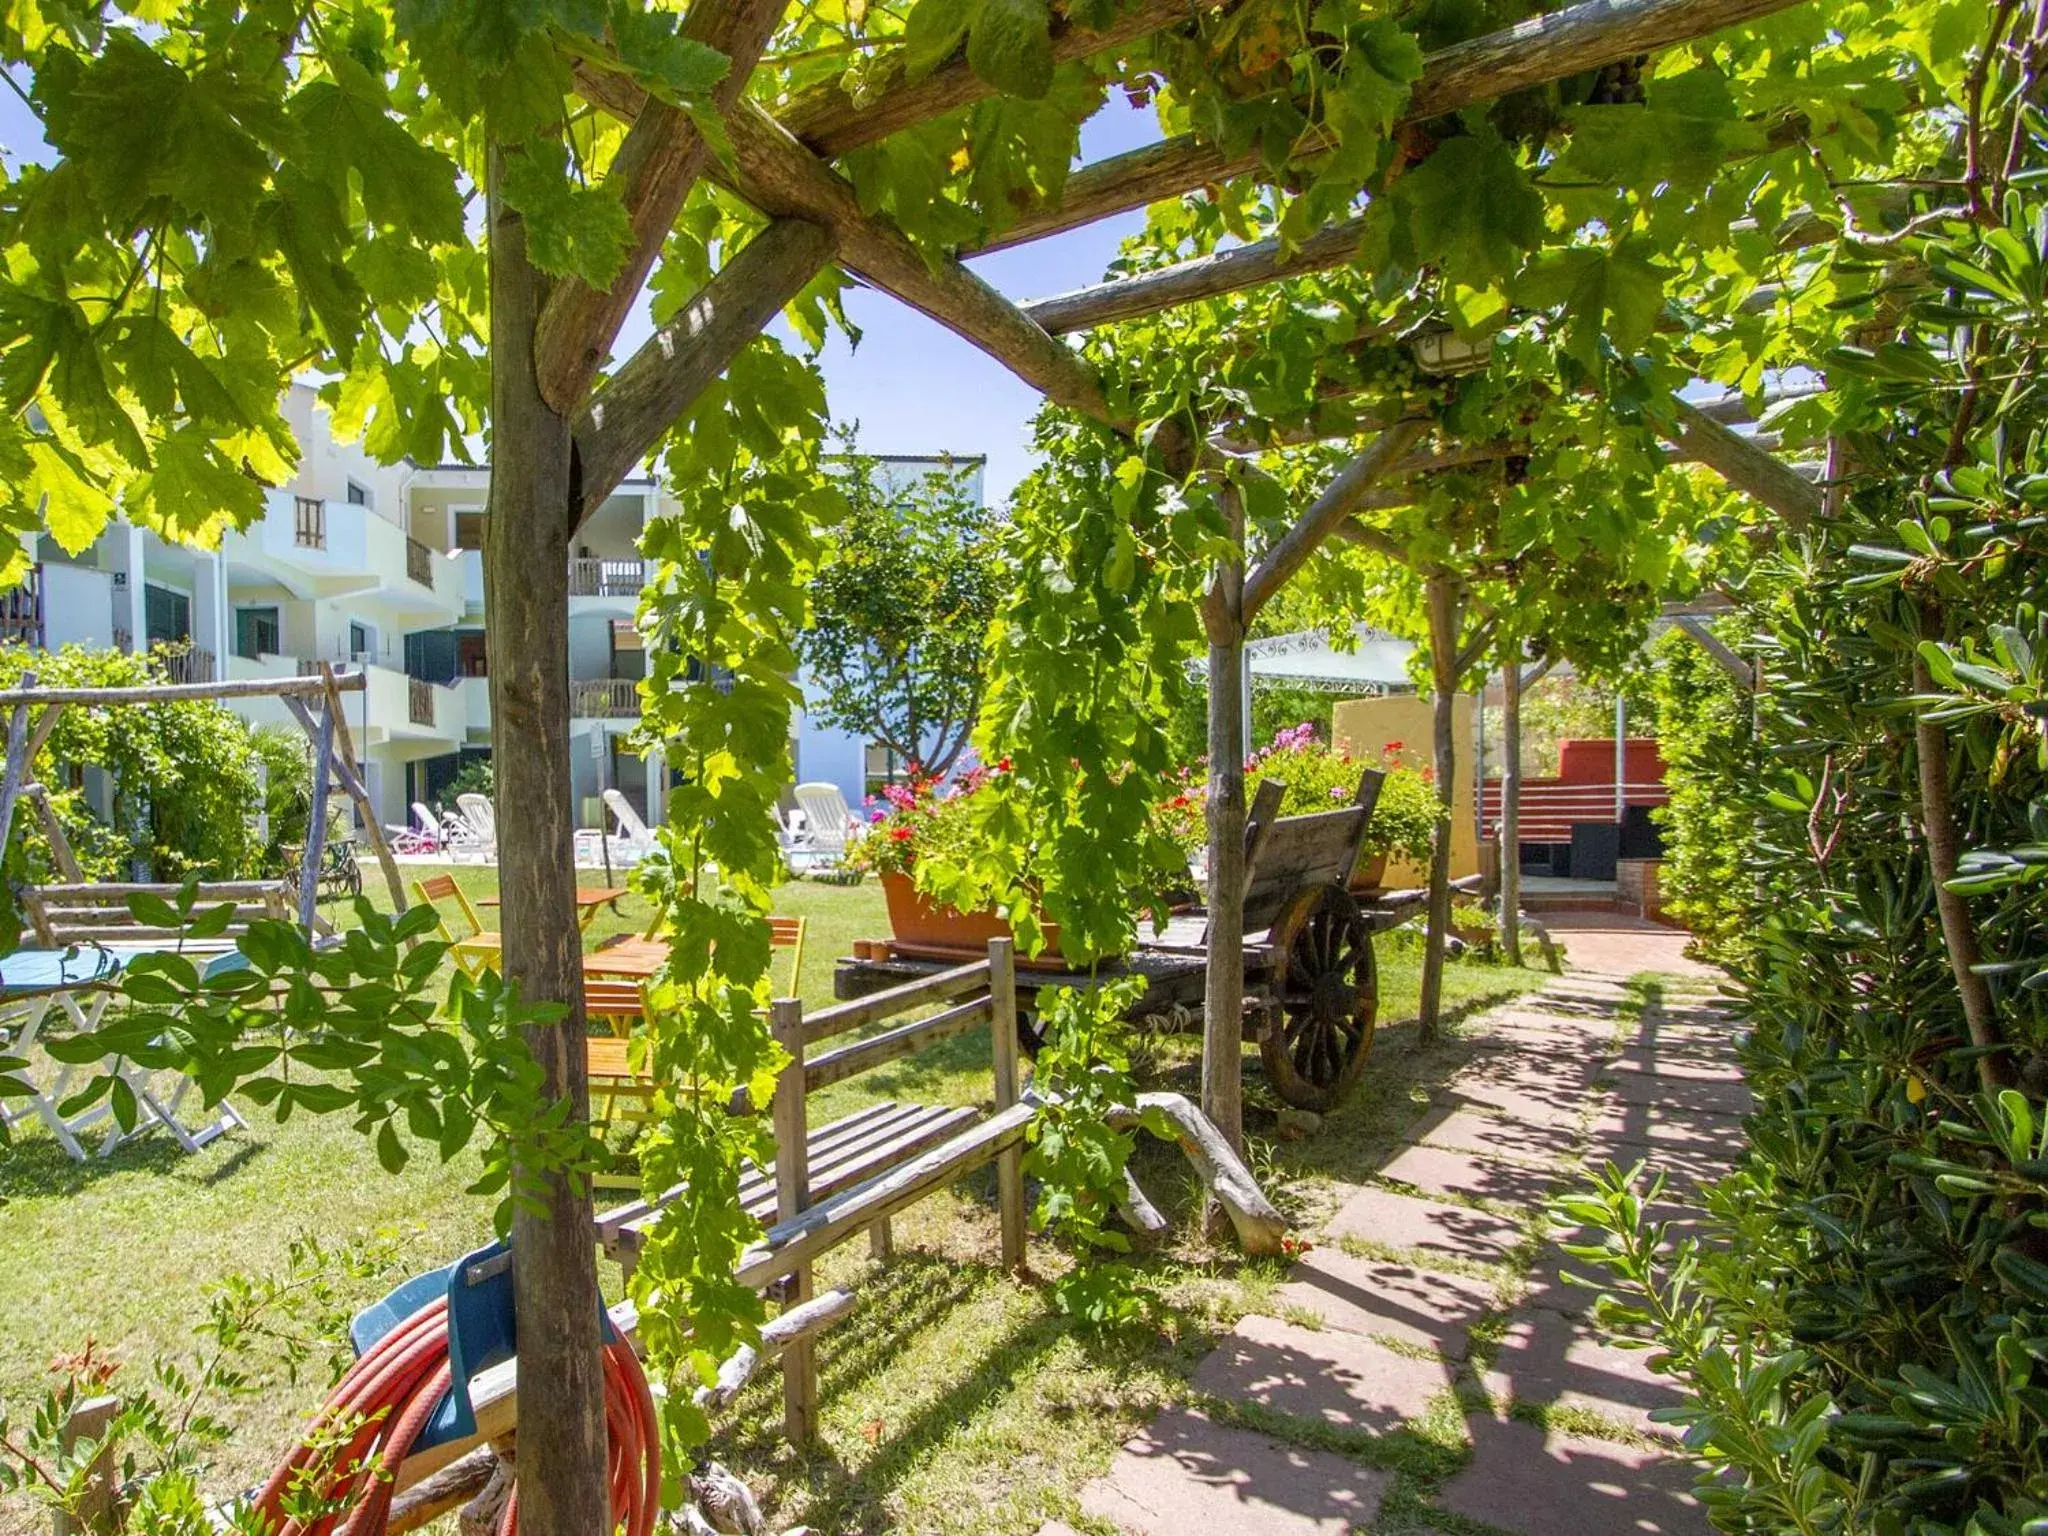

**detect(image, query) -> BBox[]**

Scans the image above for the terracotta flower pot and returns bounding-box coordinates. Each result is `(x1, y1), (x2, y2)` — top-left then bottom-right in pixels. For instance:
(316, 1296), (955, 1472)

(878, 870), (1072, 966)
(1348, 851), (1390, 894)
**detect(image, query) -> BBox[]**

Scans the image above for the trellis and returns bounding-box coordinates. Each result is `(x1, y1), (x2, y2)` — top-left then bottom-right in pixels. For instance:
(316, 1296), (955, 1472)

(449, 0), (1842, 1516)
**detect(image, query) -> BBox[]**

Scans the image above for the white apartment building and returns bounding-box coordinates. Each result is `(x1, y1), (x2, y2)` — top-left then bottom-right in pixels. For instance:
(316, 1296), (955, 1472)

(11, 382), (670, 833)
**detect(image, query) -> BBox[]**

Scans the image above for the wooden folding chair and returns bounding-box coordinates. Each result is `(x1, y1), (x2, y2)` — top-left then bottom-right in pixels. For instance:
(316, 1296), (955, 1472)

(414, 874), (501, 978)
(769, 915), (807, 998)
(584, 978), (656, 1190)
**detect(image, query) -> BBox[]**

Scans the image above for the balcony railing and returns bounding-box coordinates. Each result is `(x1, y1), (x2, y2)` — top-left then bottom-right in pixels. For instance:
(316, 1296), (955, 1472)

(570, 678), (641, 718)
(0, 565), (43, 648)
(568, 557), (647, 598)
(408, 677), (435, 726)
(406, 536), (434, 587)
(295, 497), (327, 550)
(163, 646), (216, 685)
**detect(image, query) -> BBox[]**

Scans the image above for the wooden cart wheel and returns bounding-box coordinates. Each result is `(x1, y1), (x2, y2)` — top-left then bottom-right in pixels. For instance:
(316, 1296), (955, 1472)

(1259, 882), (1377, 1111)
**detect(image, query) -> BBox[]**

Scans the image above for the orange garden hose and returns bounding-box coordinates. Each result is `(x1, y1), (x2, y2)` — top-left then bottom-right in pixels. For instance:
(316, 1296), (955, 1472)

(253, 1297), (660, 1536)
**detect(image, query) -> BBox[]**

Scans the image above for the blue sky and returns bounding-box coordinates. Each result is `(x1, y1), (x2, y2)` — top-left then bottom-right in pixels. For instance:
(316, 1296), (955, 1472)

(0, 74), (1158, 506)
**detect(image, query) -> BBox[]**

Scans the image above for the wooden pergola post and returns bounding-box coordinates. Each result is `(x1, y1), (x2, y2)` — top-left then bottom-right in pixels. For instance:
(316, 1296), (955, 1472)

(1418, 574), (1461, 1042)
(1498, 648), (1523, 968)
(1201, 484), (1249, 1154)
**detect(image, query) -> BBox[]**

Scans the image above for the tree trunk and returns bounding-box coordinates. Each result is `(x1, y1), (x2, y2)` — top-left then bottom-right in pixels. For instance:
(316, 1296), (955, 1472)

(1911, 646), (2013, 1092)
(1201, 486), (1248, 1154)
(1419, 574), (1460, 1042)
(1499, 647), (1523, 968)
(485, 145), (611, 1536)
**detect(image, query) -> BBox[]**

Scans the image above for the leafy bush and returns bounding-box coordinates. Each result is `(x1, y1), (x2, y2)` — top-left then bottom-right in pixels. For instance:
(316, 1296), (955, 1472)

(0, 644), (273, 884)
(443, 754), (495, 804)
(1642, 626), (1756, 957)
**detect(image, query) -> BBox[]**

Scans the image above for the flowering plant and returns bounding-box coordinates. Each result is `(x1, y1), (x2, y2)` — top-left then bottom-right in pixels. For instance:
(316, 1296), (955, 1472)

(848, 758), (1011, 879)
(1158, 725), (1446, 876)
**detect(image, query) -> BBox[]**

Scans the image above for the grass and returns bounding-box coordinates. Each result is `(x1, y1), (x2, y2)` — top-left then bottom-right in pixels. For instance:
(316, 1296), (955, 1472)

(0, 870), (1556, 1533)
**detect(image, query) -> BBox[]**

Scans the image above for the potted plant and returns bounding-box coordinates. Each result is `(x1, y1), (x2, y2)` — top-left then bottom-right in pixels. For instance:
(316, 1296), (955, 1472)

(1157, 726), (1446, 893)
(851, 762), (1069, 961)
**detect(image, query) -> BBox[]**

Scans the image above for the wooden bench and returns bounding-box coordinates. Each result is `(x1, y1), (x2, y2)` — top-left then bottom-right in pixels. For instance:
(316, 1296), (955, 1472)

(19, 880), (309, 949)
(594, 938), (1027, 1441)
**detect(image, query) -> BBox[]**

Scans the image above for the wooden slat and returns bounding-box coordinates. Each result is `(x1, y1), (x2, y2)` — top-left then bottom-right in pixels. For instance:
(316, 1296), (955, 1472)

(734, 1105), (1034, 1292)
(728, 1105), (981, 1222)
(804, 996), (993, 1090)
(796, 960), (989, 1045)
(33, 881), (293, 901)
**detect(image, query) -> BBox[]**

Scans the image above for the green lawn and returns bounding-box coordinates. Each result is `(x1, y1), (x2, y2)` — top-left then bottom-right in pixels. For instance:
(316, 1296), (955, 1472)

(0, 872), (1554, 1533)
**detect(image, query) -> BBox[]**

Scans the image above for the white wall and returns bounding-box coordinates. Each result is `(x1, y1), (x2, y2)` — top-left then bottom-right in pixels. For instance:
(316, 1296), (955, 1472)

(42, 564), (116, 649)
(280, 382), (414, 531)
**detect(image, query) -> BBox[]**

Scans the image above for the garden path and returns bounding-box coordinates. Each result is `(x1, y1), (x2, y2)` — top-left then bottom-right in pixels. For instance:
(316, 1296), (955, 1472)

(1048, 925), (1743, 1536)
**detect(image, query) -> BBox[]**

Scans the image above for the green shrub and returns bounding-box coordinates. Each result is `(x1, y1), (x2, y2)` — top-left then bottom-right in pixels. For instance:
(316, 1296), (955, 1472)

(1643, 626), (1758, 959)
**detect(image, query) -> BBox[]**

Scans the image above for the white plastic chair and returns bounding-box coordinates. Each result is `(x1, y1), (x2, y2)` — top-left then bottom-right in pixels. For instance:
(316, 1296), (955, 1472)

(457, 794), (499, 859)
(413, 801), (449, 849)
(601, 789), (656, 864)
(792, 782), (864, 866)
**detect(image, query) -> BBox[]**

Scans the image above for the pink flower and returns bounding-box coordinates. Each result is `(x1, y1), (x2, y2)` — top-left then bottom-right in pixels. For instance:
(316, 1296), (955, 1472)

(1328, 785), (1346, 801)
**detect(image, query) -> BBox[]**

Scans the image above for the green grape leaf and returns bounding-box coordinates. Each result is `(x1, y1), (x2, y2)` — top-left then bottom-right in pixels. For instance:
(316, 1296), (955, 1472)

(967, 0), (1054, 100)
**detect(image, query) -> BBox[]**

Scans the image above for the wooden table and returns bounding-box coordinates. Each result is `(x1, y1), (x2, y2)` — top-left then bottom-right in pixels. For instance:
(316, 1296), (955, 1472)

(480, 886), (628, 932)
(582, 937), (669, 981)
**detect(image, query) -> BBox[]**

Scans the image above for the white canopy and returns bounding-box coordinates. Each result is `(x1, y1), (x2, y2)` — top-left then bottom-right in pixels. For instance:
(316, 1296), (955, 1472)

(1189, 626), (1418, 695)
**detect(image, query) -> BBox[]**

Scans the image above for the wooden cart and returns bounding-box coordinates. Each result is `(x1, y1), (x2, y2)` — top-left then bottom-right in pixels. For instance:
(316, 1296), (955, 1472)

(834, 769), (1419, 1112)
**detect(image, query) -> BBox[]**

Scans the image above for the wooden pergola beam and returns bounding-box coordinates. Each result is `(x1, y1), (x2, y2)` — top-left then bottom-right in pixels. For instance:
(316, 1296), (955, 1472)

(534, 0), (788, 417)
(1021, 218), (1367, 335)
(782, 0), (1209, 160)
(974, 0), (1815, 254)
(1241, 421), (1430, 620)
(1658, 396), (1823, 528)
(573, 218), (837, 519)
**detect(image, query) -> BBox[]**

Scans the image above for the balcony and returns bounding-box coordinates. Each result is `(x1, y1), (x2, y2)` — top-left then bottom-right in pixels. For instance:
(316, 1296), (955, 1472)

(569, 557), (647, 600)
(162, 645), (217, 685)
(295, 496), (326, 550)
(409, 676), (435, 727)
(570, 678), (640, 719)
(406, 536), (434, 587)
(0, 566), (42, 648)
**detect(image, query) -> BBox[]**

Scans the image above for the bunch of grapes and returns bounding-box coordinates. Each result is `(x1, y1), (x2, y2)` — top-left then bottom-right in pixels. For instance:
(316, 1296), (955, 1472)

(1585, 53), (1646, 106)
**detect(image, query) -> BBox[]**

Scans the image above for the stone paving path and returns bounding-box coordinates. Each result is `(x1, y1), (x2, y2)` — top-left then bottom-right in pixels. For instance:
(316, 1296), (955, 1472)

(1050, 920), (1746, 1536)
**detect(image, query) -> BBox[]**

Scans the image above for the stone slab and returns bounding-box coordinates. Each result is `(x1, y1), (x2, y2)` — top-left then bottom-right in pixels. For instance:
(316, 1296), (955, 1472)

(1274, 1247), (1499, 1358)
(1079, 1407), (1391, 1536)
(1607, 1046), (1743, 1083)
(1380, 1143), (1563, 1209)
(1194, 1313), (1452, 1434)
(1588, 1105), (1746, 1158)
(1601, 1068), (1751, 1117)
(1419, 1106), (1580, 1167)
(1481, 1308), (1687, 1440)
(1436, 1414), (1707, 1536)
(1443, 1073), (1587, 1128)
(1327, 1185), (1526, 1266)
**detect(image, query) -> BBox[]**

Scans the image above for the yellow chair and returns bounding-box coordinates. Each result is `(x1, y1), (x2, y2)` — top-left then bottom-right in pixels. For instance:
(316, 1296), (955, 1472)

(585, 979), (657, 1191)
(769, 915), (806, 998)
(415, 875), (501, 978)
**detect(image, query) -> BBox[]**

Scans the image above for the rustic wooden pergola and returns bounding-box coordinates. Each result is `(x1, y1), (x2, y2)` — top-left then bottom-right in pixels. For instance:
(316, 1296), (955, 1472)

(466, 0), (1838, 1512)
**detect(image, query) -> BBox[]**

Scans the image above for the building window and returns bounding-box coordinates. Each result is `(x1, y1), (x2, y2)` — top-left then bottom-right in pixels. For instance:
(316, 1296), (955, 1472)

(346, 479), (373, 508)
(235, 606), (281, 660)
(349, 620), (375, 663)
(145, 583), (191, 646)
(454, 510), (489, 550)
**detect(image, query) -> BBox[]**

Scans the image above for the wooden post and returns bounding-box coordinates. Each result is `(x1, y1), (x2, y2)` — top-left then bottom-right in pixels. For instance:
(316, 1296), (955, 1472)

(1499, 648), (1523, 968)
(485, 143), (610, 1536)
(1201, 485), (1248, 1154)
(1418, 574), (1460, 1042)
(297, 702), (334, 933)
(988, 938), (1026, 1271)
(769, 997), (818, 1442)
(27, 786), (82, 882)
(0, 671), (38, 869)
(320, 664), (408, 913)
(52, 1394), (118, 1536)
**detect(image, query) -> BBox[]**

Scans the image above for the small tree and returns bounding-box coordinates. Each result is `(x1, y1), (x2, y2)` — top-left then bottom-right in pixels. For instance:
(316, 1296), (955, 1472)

(798, 450), (998, 781)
